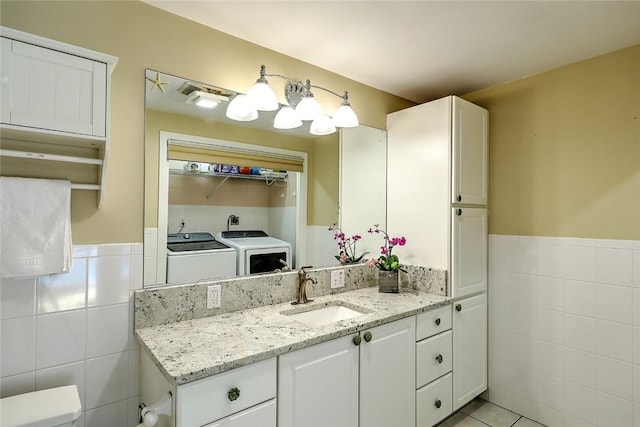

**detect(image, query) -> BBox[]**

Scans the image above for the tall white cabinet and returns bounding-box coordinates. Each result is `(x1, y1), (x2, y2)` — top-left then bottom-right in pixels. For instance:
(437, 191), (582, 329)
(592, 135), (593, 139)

(387, 95), (488, 413)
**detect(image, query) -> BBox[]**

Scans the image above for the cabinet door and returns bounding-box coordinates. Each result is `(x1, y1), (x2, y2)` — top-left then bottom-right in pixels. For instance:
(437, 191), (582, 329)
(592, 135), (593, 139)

(279, 334), (359, 427)
(360, 316), (415, 427)
(451, 96), (488, 205)
(206, 400), (276, 427)
(452, 293), (487, 411)
(451, 207), (487, 298)
(3, 39), (106, 137)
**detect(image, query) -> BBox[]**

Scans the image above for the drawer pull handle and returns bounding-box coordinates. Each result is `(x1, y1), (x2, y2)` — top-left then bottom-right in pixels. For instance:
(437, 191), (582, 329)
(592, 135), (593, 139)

(435, 354), (443, 364)
(456, 208), (462, 216)
(228, 387), (240, 401)
(455, 304), (462, 312)
(457, 195), (462, 202)
(435, 399), (442, 409)
(435, 318), (441, 326)
(364, 332), (373, 343)
(353, 335), (362, 346)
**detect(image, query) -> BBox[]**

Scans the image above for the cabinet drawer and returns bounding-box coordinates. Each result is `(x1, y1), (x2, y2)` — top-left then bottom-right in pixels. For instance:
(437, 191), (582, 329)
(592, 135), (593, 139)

(177, 358), (276, 427)
(205, 399), (276, 427)
(416, 330), (452, 388)
(416, 304), (451, 341)
(417, 372), (452, 427)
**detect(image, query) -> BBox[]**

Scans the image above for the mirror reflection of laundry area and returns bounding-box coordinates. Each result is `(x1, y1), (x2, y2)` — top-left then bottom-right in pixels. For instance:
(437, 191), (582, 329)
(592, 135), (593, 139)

(166, 159), (298, 283)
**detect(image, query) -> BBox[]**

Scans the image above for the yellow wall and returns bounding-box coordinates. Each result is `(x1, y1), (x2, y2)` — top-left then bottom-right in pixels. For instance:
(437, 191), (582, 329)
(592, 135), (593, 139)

(465, 44), (640, 240)
(0, 0), (412, 244)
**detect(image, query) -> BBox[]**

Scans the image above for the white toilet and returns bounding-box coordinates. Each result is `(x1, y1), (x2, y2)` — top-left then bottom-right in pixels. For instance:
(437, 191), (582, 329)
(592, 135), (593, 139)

(0, 385), (81, 427)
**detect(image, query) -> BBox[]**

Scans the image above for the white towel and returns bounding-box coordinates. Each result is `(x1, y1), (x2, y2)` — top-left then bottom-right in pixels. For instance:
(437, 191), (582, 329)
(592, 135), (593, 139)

(0, 177), (73, 279)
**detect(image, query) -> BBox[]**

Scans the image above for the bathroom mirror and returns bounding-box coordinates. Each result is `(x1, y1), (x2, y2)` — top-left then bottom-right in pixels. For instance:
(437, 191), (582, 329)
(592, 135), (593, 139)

(144, 70), (386, 287)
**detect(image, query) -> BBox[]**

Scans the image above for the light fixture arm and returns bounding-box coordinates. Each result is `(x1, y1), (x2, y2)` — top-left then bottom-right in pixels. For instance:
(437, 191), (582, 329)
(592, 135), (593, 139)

(308, 84), (348, 102)
(259, 65), (349, 107)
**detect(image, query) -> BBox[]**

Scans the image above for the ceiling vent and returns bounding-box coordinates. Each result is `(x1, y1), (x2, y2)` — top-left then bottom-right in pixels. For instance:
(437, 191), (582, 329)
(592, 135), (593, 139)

(177, 81), (234, 99)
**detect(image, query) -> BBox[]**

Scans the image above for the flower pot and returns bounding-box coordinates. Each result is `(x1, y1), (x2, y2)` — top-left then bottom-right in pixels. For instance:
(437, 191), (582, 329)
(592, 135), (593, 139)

(378, 270), (399, 293)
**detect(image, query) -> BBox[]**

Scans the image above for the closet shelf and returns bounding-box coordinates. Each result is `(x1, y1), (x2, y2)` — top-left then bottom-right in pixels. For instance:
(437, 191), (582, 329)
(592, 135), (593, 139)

(169, 169), (288, 183)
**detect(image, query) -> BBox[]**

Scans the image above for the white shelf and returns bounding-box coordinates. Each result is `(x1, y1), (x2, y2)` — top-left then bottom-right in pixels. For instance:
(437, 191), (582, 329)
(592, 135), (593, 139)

(169, 169), (288, 183)
(0, 149), (103, 165)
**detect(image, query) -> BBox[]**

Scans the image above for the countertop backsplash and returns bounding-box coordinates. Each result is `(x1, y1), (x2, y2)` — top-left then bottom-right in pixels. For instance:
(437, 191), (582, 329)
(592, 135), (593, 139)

(134, 264), (447, 329)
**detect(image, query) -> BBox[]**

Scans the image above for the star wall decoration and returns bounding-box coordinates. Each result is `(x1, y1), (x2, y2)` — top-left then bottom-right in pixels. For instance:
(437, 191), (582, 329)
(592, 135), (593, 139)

(146, 71), (168, 93)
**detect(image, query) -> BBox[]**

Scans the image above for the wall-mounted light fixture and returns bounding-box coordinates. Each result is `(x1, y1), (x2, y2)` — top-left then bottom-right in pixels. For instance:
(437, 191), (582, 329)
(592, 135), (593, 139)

(186, 90), (229, 109)
(225, 65), (359, 135)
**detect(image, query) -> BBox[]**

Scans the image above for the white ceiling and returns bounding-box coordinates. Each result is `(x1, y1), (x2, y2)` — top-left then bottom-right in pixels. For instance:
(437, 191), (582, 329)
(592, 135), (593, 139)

(144, 1), (640, 103)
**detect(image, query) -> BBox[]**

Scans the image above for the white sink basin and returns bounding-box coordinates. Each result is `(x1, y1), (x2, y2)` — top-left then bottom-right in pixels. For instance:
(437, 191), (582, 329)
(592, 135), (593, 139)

(283, 302), (368, 327)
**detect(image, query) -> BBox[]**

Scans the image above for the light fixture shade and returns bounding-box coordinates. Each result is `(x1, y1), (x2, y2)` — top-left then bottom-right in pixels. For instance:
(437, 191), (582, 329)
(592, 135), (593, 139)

(273, 106), (303, 129)
(295, 96), (323, 121)
(333, 105), (359, 127)
(247, 82), (279, 111)
(225, 95), (258, 121)
(310, 114), (336, 136)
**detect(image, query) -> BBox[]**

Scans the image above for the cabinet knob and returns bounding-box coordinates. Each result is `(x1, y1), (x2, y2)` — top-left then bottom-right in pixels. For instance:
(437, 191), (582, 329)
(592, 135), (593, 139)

(353, 335), (362, 346)
(435, 354), (443, 364)
(435, 399), (442, 409)
(228, 387), (240, 401)
(435, 318), (441, 326)
(364, 332), (373, 342)
(456, 208), (462, 216)
(455, 304), (462, 312)
(457, 195), (462, 202)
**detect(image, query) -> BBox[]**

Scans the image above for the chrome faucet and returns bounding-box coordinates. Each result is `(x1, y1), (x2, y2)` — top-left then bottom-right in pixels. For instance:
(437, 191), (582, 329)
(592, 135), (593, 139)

(293, 266), (316, 305)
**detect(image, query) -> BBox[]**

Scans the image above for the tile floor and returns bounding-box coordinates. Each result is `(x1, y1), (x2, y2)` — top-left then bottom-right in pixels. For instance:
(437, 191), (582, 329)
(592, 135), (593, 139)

(437, 398), (545, 427)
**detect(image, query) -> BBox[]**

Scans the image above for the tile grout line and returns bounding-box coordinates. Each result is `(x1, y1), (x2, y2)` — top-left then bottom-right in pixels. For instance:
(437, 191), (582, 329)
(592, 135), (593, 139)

(510, 415), (523, 426)
(466, 414), (493, 427)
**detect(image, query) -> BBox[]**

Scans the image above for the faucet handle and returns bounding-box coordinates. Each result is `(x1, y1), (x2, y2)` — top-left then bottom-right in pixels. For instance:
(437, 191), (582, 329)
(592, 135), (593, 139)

(279, 259), (291, 271)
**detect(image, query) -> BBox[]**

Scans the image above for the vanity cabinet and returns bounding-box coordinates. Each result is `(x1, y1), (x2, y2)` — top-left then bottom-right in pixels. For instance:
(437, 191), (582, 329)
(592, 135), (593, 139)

(416, 304), (453, 427)
(452, 293), (487, 411)
(278, 316), (415, 427)
(0, 26), (117, 208)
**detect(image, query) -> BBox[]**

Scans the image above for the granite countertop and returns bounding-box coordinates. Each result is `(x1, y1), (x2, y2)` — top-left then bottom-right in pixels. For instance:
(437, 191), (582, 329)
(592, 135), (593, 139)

(135, 286), (450, 386)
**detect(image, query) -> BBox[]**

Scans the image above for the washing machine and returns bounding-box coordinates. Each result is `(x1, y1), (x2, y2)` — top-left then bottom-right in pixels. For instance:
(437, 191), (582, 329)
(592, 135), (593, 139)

(216, 230), (292, 275)
(166, 232), (237, 283)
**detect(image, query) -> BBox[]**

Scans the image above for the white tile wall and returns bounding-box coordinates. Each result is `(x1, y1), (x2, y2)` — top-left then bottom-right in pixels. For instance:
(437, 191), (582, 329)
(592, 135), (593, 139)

(487, 235), (640, 427)
(0, 243), (142, 426)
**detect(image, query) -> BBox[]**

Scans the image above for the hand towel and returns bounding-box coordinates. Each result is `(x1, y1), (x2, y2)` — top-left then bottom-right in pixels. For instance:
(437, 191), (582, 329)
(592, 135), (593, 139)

(1, 177), (73, 278)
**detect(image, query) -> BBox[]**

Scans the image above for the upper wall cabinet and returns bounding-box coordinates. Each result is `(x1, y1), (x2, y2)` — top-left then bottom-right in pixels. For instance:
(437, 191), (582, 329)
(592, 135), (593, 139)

(0, 27), (118, 208)
(1, 38), (108, 137)
(451, 98), (489, 206)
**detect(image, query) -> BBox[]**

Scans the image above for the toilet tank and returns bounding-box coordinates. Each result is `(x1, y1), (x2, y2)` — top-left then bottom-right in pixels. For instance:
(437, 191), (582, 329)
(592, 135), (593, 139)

(0, 385), (81, 427)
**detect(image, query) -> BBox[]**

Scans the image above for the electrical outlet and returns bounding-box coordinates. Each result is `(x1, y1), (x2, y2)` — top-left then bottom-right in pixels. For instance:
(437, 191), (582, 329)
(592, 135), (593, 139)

(207, 284), (221, 309)
(230, 215), (239, 225)
(331, 270), (345, 289)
